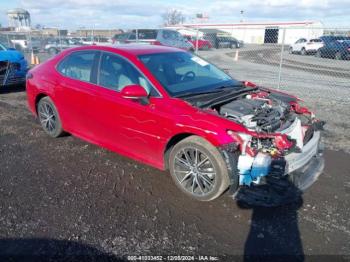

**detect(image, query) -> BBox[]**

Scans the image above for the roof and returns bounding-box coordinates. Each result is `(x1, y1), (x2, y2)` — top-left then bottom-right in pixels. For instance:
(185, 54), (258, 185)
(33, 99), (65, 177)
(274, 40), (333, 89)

(68, 44), (184, 56)
(168, 21), (322, 29)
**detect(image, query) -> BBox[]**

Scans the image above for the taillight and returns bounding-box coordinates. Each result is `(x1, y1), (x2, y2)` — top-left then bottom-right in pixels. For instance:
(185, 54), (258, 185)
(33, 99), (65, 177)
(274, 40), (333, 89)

(347, 47), (350, 52)
(151, 41), (161, 45)
(26, 72), (33, 80)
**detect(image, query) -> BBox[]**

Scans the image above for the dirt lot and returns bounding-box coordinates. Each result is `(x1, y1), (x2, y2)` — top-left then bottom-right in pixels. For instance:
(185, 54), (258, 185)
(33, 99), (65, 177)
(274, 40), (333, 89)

(0, 86), (350, 260)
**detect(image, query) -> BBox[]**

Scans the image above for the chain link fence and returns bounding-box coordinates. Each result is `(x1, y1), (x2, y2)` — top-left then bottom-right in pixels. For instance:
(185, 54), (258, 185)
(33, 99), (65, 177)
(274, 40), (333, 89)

(1, 26), (349, 151)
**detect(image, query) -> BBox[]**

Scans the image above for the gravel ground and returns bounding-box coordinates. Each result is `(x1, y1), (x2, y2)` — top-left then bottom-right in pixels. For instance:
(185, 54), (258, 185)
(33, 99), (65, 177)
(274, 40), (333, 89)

(198, 46), (350, 153)
(0, 87), (350, 260)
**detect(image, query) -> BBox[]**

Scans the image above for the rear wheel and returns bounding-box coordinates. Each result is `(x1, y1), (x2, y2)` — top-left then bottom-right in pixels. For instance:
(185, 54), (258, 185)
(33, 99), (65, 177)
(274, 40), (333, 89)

(289, 47), (293, 54)
(316, 50), (322, 58)
(37, 97), (64, 138)
(335, 51), (342, 60)
(301, 48), (307, 56)
(202, 44), (210, 50)
(48, 47), (58, 55)
(169, 136), (231, 201)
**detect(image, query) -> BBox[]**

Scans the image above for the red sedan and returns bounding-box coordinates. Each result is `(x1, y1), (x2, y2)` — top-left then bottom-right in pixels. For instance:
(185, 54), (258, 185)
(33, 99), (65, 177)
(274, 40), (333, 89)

(26, 45), (325, 202)
(184, 35), (212, 50)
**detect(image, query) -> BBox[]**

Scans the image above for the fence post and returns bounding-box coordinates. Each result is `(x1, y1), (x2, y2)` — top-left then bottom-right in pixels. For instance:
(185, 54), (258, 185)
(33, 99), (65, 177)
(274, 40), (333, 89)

(277, 28), (286, 89)
(195, 26), (199, 54)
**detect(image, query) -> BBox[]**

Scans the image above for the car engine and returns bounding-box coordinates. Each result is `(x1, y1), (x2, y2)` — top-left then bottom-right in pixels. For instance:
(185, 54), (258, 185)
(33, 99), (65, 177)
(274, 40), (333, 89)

(219, 96), (294, 132)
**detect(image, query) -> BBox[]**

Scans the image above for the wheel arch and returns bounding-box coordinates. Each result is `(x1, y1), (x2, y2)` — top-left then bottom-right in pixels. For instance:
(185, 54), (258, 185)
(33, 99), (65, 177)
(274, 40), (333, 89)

(163, 133), (195, 170)
(35, 93), (49, 114)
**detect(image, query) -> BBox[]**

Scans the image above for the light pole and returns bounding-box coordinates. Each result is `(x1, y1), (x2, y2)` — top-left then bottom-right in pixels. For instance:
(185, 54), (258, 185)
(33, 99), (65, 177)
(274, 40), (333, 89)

(240, 10), (244, 23)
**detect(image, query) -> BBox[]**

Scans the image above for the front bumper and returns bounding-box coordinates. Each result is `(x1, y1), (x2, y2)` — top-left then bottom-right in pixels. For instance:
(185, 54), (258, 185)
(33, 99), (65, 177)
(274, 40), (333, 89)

(237, 130), (324, 191)
(284, 131), (324, 191)
(0, 61), (27, 86)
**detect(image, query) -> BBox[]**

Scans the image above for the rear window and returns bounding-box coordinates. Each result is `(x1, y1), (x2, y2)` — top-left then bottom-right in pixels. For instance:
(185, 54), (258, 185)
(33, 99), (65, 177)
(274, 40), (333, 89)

(136, 30), (157, 39)
(57, 51), (98, 83)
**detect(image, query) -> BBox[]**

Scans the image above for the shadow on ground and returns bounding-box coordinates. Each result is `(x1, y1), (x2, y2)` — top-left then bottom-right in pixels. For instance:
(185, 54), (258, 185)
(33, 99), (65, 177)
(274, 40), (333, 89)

(236, 177), (304, 262)
(0, 84), (26, 94)
(0, 238), (125, 262)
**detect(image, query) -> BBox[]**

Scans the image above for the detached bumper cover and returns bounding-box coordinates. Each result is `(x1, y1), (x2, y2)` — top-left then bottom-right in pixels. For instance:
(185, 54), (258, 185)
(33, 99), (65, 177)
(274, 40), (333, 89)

(285, 131), (324, 191)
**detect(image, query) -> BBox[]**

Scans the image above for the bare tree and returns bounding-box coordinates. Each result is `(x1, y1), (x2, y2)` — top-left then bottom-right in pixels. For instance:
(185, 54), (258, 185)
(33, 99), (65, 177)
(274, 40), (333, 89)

(162, 9), (185, 26)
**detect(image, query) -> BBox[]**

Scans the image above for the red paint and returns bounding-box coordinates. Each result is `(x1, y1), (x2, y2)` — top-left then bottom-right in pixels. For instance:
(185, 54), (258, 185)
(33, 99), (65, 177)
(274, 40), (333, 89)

(26, 45), (302, 171)
(121, 84), (148, 99)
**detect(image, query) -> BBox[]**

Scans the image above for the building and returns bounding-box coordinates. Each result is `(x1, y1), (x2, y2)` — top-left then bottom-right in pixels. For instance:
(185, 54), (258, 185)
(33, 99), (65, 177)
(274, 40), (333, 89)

(41, 28), (68, 37)
(168, 21), (324, 45)
(73, 29), (123, 38)
(7, 8), (31, 31)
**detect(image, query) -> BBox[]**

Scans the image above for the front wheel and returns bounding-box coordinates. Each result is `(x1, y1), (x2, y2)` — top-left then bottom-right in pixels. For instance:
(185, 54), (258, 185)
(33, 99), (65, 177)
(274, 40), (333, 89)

(301, 48), (307, 56)
(169, 136), (231, 201)
(316, 50), (322, 58)
(37, 96), (64, 138)
(335, 52), (342, 60)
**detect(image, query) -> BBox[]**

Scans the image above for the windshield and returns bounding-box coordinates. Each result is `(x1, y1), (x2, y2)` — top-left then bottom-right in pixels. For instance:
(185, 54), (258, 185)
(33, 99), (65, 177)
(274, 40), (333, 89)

(138, 52), (241, 96)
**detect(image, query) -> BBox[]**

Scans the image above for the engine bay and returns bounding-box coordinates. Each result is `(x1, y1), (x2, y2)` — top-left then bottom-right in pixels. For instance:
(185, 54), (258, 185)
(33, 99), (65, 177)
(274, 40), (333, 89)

(219, 95), (294, 133)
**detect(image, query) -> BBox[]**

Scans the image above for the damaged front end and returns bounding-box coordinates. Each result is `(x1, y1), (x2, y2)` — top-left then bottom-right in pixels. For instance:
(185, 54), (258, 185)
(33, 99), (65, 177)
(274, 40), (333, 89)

(189, 84), (325, 204)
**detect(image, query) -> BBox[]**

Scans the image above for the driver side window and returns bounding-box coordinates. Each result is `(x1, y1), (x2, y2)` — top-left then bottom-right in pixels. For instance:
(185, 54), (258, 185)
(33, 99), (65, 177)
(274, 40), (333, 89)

(98, 53), (158, 96)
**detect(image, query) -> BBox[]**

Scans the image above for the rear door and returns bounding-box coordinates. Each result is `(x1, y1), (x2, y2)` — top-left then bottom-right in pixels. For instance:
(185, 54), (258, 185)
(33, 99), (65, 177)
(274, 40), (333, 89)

(55, 50), (101, 139)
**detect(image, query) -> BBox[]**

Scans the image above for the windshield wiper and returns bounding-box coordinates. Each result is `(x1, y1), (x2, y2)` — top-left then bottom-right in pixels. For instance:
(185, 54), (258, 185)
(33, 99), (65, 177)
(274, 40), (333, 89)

(174, 84), (244, 98)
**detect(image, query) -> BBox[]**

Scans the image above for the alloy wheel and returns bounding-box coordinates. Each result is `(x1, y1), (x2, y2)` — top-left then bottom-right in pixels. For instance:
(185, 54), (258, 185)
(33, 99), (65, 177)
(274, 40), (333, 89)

(38, 102), (57, 133)
(173, 147), (216, 197)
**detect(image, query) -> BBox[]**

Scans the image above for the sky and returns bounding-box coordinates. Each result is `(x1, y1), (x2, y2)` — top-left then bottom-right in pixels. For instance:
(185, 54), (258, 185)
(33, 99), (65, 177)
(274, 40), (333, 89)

(0, 0), (349, 30)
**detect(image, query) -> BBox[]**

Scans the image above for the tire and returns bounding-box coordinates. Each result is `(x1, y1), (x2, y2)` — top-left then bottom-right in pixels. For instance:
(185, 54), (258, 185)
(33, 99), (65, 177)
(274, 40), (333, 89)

(37, 96), (64, 138)
(335, 52), (342, 60)
(289, 47), (293, 54)
(168, 136), (231, 201)
(202, 44), (210, 50)
(301, 48), (307, 56)
(48, 47), (58, 55)
(316, 50), (322, 58)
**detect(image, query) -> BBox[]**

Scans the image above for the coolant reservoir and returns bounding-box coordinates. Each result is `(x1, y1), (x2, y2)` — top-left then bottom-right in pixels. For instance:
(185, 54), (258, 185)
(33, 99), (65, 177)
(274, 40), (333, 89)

(250, 153), (272, 181)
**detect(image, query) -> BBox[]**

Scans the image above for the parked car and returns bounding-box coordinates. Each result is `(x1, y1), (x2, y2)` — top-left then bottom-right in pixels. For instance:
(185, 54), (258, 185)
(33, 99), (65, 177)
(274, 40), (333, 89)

(316, 40), (350, 60)
(0, 42), (28, 87)
(289, 38), (323, 55)
(44, 39), (82, 55)
(81, 36), (112, 46)
(183, 35), (212, 50)
(319, 35), (350, 43)
(113, 29), (194, 51)
(26, 45), (325, 202)
(216, 36), (242, 49)
(9, 35), (41, 53)
(204, 34), (243, 49)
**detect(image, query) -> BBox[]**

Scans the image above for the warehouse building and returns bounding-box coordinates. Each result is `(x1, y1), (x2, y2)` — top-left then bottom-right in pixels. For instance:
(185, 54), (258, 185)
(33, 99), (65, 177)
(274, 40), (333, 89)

(168, 21), (324, 45)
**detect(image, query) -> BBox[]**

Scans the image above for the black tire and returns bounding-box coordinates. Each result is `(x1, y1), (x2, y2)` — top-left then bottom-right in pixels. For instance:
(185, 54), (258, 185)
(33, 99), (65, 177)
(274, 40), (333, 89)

(289, 47), (293, 54)
(202, 44), (210, 50)
(301, 48), (306, 56)
(335, 52), (342, 60)
(316, 50), (322, 58)
(48, 47), (58, 55)
(37, 96), (64, 138)
(168, 136), (231, 201)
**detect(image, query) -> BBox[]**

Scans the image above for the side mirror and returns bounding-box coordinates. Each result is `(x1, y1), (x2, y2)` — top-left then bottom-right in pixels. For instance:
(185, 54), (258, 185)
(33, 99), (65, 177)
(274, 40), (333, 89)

(121, 84), (148, 100)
